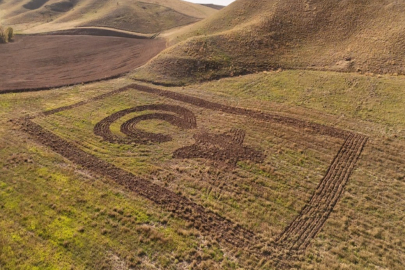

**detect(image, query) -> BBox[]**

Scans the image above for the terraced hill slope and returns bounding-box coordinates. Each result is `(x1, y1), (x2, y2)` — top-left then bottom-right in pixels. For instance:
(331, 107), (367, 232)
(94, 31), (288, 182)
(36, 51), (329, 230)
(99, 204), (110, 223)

(132, 0), (405, 85)
(0, 0), (217, 33)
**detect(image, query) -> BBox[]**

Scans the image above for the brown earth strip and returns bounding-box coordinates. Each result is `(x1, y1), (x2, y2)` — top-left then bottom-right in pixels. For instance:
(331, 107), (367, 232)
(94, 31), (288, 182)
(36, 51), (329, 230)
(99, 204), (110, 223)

(17, 84), (368, 266)
(0, 36), (165, 94)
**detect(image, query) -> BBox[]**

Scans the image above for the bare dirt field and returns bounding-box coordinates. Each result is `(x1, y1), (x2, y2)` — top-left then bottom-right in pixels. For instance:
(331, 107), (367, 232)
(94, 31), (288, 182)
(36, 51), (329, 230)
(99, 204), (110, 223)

(0, 34), (165, 93)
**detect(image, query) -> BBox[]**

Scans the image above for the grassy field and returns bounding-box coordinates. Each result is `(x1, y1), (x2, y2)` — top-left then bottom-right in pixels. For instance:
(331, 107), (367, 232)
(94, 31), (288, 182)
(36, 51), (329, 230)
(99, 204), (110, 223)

(177, 70), (405, 268)
(1, 70), (405, 269)
(0, 79), (236, 269)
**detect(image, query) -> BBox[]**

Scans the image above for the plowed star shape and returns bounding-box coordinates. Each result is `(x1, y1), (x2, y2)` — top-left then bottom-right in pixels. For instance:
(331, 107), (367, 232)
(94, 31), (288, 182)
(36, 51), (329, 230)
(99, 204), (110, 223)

(173, 129), (265, 166)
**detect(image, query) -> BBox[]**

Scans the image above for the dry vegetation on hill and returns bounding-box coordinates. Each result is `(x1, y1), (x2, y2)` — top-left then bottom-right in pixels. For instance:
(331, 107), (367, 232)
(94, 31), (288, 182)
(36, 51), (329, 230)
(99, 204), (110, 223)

(200, 4), (224, 10)
(0, 0), (217, 33)
(132, 0), (405, 85)
(0, 25), (13, 43)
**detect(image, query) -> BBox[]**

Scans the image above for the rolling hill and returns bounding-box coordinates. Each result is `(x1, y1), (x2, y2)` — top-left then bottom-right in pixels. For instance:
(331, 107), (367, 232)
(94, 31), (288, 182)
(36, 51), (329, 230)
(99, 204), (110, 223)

(0, 0), (218, 33)
(200, 4), (224, 10)
(132, 0), (405, 85)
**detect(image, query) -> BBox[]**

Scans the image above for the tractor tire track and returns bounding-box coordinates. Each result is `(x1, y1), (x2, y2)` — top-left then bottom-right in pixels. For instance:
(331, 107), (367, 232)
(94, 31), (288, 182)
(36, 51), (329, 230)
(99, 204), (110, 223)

(275, 134), (368, 252)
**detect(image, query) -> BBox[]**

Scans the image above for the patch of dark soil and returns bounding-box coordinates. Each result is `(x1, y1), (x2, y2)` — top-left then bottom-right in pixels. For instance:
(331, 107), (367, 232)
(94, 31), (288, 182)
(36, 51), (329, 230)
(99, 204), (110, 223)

(173, 129), (265, 166)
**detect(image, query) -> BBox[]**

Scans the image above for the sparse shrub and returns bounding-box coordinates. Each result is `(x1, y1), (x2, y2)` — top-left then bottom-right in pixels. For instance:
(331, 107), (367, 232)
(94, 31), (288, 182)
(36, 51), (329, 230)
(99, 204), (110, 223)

(0, 26), (14, 43)
(0, 26), (6, 43)
(6, 27), (14, 41)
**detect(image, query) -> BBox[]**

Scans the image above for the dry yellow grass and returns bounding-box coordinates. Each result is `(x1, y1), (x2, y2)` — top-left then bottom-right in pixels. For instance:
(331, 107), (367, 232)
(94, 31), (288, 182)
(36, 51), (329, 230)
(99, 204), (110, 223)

(0, 0), (218, 33)
(133, 0), (405, 85)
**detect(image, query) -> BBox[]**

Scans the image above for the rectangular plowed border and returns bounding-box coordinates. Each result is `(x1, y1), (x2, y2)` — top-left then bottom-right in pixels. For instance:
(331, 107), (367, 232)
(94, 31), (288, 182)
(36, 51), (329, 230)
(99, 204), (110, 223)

(17, 83), (368, 266)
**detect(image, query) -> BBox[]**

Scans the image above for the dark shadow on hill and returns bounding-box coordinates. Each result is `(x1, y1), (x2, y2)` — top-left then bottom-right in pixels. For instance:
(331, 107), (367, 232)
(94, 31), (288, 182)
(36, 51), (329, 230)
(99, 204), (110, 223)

(47, 0), (78, 12)
(23, 0), (49, 10)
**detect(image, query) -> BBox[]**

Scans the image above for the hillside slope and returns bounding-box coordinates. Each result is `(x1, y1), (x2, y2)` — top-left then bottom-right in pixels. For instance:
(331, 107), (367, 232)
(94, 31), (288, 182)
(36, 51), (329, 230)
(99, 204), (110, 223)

(0, 0), (217, 33)
(200, 4), (224, 10)
(132, 0), (405, 85)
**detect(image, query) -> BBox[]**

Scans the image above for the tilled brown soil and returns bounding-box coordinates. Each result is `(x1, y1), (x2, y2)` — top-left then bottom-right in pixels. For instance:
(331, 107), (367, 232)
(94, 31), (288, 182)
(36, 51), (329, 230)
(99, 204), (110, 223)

(173, 129), (266, 166)
(0, 35), (165, 93)
(92, 99), (264, 165)
(94, 104), (197, 144)
(17, 83), (368, 266)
